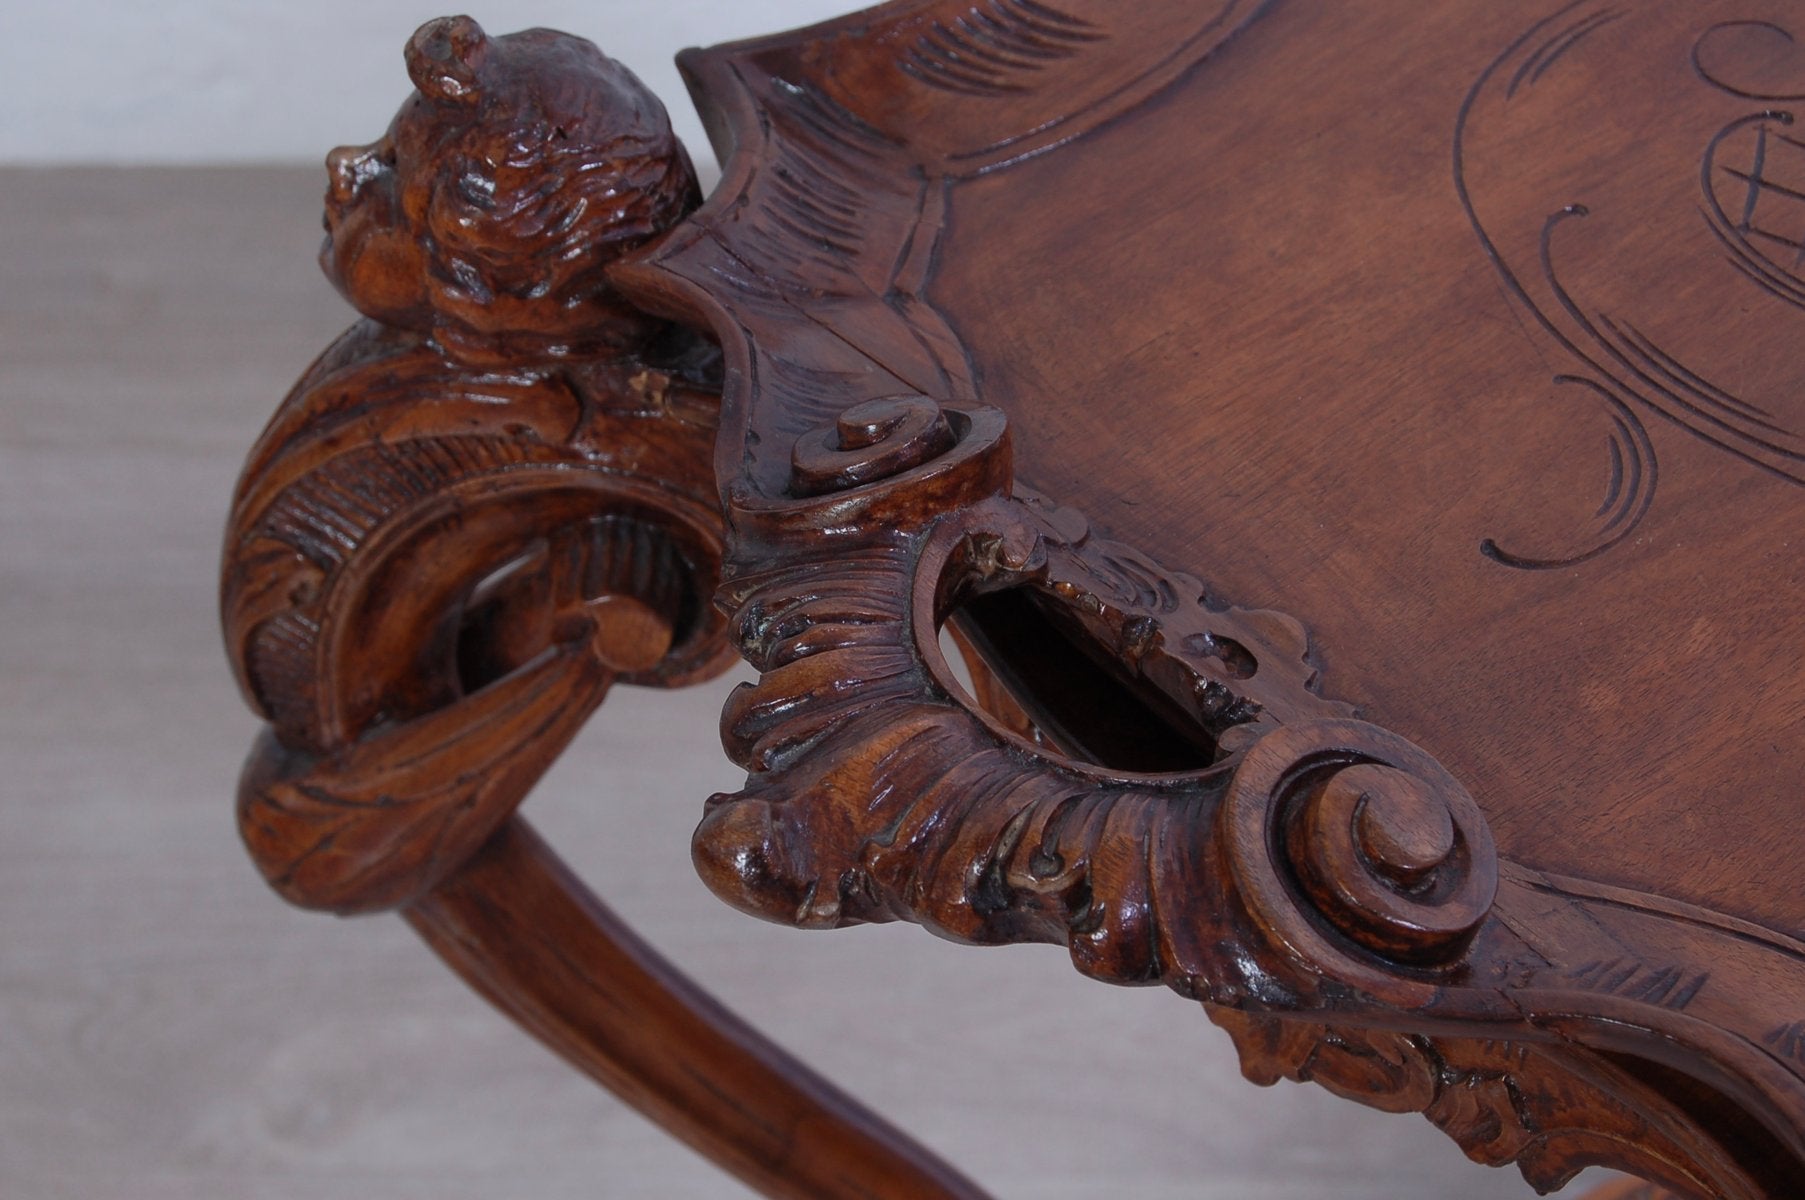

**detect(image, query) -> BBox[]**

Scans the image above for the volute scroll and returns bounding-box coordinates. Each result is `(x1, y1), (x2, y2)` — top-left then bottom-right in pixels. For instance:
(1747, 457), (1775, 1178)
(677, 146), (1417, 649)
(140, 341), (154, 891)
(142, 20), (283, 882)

(626, 3), (1805, 1191)
(215, 1), (1805, 1195)
(221, 17), (997, 1200)
(1221, 718), (1500, 977)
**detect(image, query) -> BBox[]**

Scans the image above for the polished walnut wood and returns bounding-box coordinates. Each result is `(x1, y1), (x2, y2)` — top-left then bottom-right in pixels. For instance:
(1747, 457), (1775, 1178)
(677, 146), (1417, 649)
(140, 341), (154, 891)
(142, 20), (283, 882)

(219, 17), (982, 1199)
(223, 3), (1805, 1197)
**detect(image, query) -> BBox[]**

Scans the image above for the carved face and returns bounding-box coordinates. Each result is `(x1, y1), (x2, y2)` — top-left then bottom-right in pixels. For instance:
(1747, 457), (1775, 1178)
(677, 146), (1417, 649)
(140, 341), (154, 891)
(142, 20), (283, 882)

(322, 112), (431, 329)
(320, 16), (701, 359)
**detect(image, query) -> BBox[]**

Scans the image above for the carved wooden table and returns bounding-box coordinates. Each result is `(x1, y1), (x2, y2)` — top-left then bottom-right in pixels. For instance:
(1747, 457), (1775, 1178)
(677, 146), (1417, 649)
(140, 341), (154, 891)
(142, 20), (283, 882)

(221, 4), (1805, 1196)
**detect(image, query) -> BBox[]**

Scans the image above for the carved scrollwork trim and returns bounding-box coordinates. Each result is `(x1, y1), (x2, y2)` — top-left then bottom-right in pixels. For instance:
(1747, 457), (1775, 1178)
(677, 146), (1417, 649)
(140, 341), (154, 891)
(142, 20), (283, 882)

(1209, 1008), (1758, 1199)
(683, 381), (1805, 1188)
(224, 340), (734, 913)
(1221, 719), (1500, 983)
(619, 3), (1805, 1191)
(222, 19), (1008, 1199)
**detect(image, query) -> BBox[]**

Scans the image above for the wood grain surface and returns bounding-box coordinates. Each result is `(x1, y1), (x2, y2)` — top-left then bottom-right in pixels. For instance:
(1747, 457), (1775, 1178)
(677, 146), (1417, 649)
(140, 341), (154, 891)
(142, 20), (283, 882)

(0, 165), (1624, 1198)
(621, 3), (1802, 1191)
(927, 0), (1805, 937)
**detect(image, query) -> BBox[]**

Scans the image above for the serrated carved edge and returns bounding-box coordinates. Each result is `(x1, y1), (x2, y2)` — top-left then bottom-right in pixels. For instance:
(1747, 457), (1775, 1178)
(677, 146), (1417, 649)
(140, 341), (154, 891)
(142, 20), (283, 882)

(620, 3), (1805, 1191)
(1210, 1008), (1749, 1198)
(219, 19), (1004, 1198)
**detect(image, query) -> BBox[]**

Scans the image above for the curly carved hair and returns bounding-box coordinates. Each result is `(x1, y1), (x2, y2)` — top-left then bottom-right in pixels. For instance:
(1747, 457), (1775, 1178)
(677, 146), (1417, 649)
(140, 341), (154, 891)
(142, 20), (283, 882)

(402, 16), (700, 348)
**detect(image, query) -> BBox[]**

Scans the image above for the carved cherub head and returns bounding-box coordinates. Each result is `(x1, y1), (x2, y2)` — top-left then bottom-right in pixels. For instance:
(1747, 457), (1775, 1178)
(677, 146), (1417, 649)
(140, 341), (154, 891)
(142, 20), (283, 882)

(320, 15), (699, 360)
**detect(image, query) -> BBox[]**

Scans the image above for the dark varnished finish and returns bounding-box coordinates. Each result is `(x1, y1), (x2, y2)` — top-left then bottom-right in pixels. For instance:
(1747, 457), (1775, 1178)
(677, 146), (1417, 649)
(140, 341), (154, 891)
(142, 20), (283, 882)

(616, 1), (1805, 1195)
(221, 17), (984, 1199)
(224, 3), (1805, 1197)
(408, 819), (986, 1200)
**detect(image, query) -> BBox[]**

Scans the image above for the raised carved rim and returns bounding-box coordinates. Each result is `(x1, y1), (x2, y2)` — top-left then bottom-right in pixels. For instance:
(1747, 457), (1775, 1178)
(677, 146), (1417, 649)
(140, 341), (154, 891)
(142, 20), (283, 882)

(615, 2), (1805, 1190)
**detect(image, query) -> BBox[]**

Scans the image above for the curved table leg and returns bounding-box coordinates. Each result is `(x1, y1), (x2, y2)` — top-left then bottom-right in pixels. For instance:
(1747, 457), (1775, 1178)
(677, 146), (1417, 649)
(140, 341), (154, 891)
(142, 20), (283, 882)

(220, 18), (993, 1190)
(410, 816), (988, 1199)
(225, 425), (994, 1197)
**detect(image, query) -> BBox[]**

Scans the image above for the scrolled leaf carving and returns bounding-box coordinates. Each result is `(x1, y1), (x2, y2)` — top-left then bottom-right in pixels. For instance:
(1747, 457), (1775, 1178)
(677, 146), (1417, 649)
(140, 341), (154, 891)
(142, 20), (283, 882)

(697, 400), (1377, 994)
(223, 15), (734, 913)
(221, 20), (1014, 1200)
(612, 2), (1805, 1191)
(1221, 719), (1499, 970)
(1210, 1008), (1756, 1199)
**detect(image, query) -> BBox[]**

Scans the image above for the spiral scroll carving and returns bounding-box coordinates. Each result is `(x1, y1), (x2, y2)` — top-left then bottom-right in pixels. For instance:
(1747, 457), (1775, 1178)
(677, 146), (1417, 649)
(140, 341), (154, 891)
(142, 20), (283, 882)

(1222, 719), (1498, 969)
(791, 395), (959, 496)
(217, 20), (1026, 1200)
(221, 14), (736, 914)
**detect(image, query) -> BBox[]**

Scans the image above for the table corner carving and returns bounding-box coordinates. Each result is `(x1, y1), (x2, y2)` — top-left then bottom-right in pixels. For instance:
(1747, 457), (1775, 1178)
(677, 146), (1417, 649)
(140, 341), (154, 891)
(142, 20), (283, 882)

(218, 17), (991, 1200)
(220, 5), (1805, 1198)
(622, 4), (1805, 1196)
(222, 14), (731, 916)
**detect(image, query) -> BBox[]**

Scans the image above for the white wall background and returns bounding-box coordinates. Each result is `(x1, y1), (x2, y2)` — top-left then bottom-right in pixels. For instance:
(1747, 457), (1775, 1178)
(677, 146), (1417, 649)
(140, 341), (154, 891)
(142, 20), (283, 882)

(0, 1), (856, 166)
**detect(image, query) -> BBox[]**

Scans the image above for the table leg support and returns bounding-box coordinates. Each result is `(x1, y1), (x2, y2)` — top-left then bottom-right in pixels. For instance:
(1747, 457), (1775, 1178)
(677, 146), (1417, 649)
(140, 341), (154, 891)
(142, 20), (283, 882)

(221, 17), (991, 1195)
(409, 817), (990, 1200)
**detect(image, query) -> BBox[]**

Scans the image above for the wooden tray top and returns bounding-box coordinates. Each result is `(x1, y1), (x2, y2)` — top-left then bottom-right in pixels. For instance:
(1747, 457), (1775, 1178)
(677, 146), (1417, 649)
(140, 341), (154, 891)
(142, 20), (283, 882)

(620, 2), (1805, 1191)
(218, 5), (1805, 1194)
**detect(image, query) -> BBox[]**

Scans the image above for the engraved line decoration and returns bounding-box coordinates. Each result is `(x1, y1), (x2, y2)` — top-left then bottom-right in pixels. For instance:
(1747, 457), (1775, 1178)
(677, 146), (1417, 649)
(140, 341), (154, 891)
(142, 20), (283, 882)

(1564, 959), (1712, 1011)
(1477, 373), (1656, 570)
(1702, 112), (1805, 315)
(1505, 5), (1624, 100)
(897, 0), (1107, 98)
(620, 3), (1805, 1187)
(767, 0), (1272, 173)
(1456, 0), (1805, 570)
(1693, 18), (1805, 101)
(1769, 1021), (1805, 1066)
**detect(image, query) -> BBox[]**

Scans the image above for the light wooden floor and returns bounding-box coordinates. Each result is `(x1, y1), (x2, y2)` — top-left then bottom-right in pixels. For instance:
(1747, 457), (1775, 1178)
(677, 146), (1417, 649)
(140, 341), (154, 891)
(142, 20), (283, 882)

(0, 167), (1617, 1199)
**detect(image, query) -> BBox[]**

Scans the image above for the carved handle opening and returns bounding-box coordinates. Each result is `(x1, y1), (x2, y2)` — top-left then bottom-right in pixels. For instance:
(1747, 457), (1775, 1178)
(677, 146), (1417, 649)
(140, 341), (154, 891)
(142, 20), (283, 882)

(938, 586), (1222, 772)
